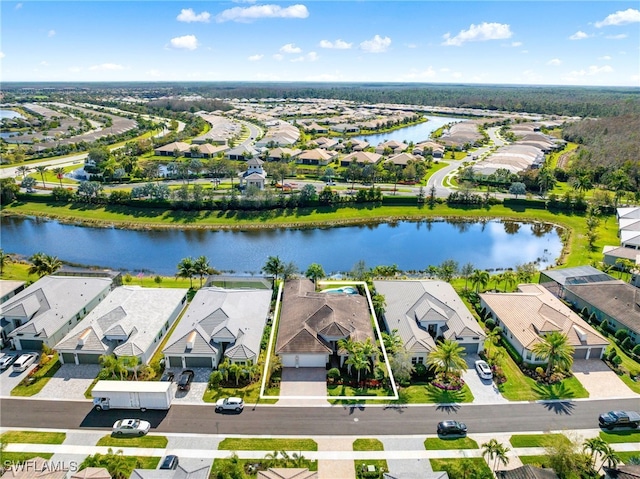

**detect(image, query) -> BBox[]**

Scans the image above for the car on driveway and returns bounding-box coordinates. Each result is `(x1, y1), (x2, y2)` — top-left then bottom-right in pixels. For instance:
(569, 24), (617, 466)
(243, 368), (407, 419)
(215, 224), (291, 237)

(215, 397), (244, 413)
(112, 419), (151, 436)
(160, 371), (175, 382)
(0, 354), (18, 371)
(437, 420), (467, 436)
(159, 455), (179, 470)
(177, 369), (194, 391)
(475, 360), (493, 380)
(12, 353), (39, 372)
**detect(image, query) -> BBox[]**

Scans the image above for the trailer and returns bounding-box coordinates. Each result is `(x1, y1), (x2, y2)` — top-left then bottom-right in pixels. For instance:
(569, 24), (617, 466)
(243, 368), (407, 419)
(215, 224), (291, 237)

(91, 380), (173, 411)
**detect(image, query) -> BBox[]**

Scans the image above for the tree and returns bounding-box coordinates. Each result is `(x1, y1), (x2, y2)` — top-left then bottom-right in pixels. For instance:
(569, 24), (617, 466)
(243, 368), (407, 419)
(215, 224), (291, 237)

(21, 176), (36, 192)
(532, 331), (575, 375)
(282, 261), (298, 280)
(345, 161), (361, 192)
(545, 436), (594, 479)
(482, 438), (511, 473)
(99, 354), (127, 380)
(470, 269), (490, 293)
(0, 178), (20, 204)
(382, 329), (403, 355)
(51, 167), (66, 187)
(305, 263), (325, 286)
(426, 339), (467, 382)
(0, 249), (10, 276)
(389, 348), (414, 384)
(350, 260), (369, 281)
(176, 257), (196, 288)
(508, 182), (526, 199)
(28, 252), (62, 277)
(193, 255), (213, 288)
(461, 262), (474, 291)
(34, 165), (48, 188)
(571, 174), (593, 194)
(583, 437), (608, 471)
(537, 167), (556, 197)
(501, 270), (517, 291)
(77, 181), (104, 201)
(16, 165), (30, 178)
(437, 259), (459, 283)
(263, 255), (284, 282)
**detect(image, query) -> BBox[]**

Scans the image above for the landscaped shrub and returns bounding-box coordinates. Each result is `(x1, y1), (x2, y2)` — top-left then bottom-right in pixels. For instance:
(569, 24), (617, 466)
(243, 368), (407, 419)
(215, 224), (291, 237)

(485, 318), (496, 331)
(432, 373), (465, 391)
(633, 344), (640, 355)
(611, 355), (623, 366)
(581, 307), (589, 318)
(327, 368), (341, 383)
(208, 370), (223, 388)
(588, 312), (597, 324)
(622, 337), (633, 351)
(615, 329), (630, 342)
(413, 363), (428, 378)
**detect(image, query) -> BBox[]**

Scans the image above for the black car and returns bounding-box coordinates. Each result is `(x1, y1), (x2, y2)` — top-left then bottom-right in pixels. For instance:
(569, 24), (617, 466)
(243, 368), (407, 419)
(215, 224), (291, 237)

(160, 371), (175, 382)
(159, 455), (179, 470)
(437, 420), (467, 436)
(177, 369), (194, 391)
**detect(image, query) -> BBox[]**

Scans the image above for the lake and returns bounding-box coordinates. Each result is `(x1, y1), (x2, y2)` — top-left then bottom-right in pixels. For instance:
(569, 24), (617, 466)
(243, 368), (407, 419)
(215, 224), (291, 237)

(352, 115), (462, 145)
(0, 216), (562, 276)
(0, 109), (25, 120)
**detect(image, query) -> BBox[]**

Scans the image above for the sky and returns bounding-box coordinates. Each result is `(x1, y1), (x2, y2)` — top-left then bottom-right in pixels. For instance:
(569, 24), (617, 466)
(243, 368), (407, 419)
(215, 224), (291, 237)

(1, 1), (639, 86)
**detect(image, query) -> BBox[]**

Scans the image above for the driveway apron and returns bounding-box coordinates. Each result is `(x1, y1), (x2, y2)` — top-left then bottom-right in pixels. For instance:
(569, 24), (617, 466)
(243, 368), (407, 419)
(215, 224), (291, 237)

(277, 368), (328, 407)
(572, 359), (638, 399)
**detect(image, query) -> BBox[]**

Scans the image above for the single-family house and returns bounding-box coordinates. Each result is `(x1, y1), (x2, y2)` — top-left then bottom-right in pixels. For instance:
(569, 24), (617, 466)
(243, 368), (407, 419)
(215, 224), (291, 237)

(0, 280), (26, 304)
(296, 148), (335, 166)
(264, 147), (302, 162)
(238, 158), (267, 190)
(621, 230), (640, 249)
(340, 151), (382, 167)
(226, 145), (259, 161)
(375, 140), (408, 155)
(70, 468), (111, 479)
(374, 280), (485, 365)
(130, 463), (210, 479)
(0, 457), (69, 479)
(276, 279), (375, 368)
(604, 464), (640, 479)
(497, 465), (558, 479)
(480, 284), (609, 361)
(258, 469), (317, 479)
(153, 141), (190, 157)
(310, 137), (339, 150)
(162, 287), (271, 369)
(385, 152), (421, 168)
(414, 141), (445, 159)
(332, 124), (360, 134)
(305, 122), (328, 134)
(538, 265), (618, 298)
(54, 286), (188, 365)
(3, 276), (113, 351)
(188, 143), (227, 159)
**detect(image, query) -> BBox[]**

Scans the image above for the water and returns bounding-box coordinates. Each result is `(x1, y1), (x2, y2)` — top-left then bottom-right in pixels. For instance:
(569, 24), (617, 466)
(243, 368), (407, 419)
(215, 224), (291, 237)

(0, 109), (24, 120)
(352, 115), (462, 145)
(0, 216), (562, 276)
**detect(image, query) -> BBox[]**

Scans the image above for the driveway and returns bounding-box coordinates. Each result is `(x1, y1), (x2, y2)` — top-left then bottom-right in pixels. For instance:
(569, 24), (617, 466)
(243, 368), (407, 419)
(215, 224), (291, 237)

(572, 359), (638, 399)
(277, 368), (328, 406)
(0, 356), (37, 396)
(36, 364), (100, 400)
(463, 355), (508, 405)
(171, 368), (209, 404)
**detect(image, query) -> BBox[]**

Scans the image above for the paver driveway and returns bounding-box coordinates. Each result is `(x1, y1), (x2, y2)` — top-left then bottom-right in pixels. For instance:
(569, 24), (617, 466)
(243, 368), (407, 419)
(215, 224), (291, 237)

(572, 359), (638, 399)
(277, 367), (328, 406)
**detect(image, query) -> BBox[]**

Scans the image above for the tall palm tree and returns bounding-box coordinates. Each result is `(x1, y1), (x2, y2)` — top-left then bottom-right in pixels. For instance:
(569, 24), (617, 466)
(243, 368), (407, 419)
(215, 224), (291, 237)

(470, 269), (490, 293)
(0, 249), (10, 276)
(461, 262), (474, 291)
(426, 339), (467, 382)
(305, 263), (325, 286)
(52, 167), (66, 187)
(382, 329), (403, 355)
(532, 331), (575, 375)
(176, 257), (196, 289)
(583, 437), (608, 471)
(28, 252), (63, 277)
(193, 255), (212, 288)
(501, 271), (517, 291)
(262, 255), (284, 282)
(599, 443), (621, 471)
(482, 438), (511, 472)
(34, 165), (48, 188)
(16, 165), (30, 179)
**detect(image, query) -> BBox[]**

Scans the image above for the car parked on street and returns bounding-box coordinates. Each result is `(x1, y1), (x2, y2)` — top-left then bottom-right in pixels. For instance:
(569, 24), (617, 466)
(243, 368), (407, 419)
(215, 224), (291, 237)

(215, 397), (244, 413)
(437, 420), (467, 436)
(475, 360), (493, 380)
(159, 455), (179, 470)
(112, 419), (151, 436)
(177, 369), (194, 391)
(0, 354), (18, 371)
(12, 353), (38, 373)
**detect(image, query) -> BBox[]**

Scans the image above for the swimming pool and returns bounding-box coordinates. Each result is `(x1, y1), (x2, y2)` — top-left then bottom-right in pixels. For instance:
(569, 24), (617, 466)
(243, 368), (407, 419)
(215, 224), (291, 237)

(320, 286), (359, 295)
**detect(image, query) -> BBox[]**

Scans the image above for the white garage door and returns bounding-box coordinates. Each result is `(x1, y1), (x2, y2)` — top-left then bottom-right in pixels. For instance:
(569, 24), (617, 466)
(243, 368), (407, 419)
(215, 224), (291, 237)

(281, 354), (327, 368)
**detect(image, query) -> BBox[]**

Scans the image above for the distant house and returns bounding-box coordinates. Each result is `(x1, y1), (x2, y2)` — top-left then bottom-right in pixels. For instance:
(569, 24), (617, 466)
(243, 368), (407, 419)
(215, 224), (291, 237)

(340, 151), (382, 167)
(332, 123), (360, 134)
(276, 279), (375, 368)
(480, 284), (609, 361)
(305, 122), (328, 134)
(162, 287), (271, 369)
(310, 136), (339, 150)
(3, 276), (113, 351)
(414, 141), (444, 158)
(264, 147), (301, 162)
(130, 463), (210, 479)
(226, 145), (259, 161)
(385, 152), (421, 168)
(188, 143), (227, 159)
(0, 280), (26, 304)
(55, 286), (188, 365)
(374, 280), (485, 364)
(258, 469), (317, 479)
(375, 140), (408, 155)
(238, 158), (267, 190)
(296, 148), (335, 166)
(539, 265), (618, 298)
(154, 141), (190, 157)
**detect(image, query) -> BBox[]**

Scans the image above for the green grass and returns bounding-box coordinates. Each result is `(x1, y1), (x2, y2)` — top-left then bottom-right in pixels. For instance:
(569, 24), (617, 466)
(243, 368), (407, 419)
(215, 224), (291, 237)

(430, 458), (492, 477)
(11, 354), (62, 397)
(218, 438), (318, 451)
(0, 453), (54, 463)
(604, 342), (640, 394)
(355, 460), (388, 476)
(0, 259), (39, 282)
(598, 430), (640, 443)
(327, 384), (394, 404)
(531, 375), (589, 400)
(618, 452), (640, 463)
(211, 457), (318, 478)
(0, 431), (66, 444)
(519, 455), (551, 467)
(425, 437), (479, 450)
(353, 439), (384, 451)
(509, 434), (571, 448)
(96, 435), (168, 448)
(204, 381), (277, 405)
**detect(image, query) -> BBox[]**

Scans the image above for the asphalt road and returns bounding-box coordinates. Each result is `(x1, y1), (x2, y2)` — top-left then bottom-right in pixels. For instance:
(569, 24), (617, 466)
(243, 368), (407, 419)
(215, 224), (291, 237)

(1, 397), (637, 436)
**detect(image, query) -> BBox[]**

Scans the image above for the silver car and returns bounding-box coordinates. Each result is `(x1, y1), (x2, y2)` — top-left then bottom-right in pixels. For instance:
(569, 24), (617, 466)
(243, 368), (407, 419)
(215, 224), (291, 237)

(215, 397), (244, 413)
(112, 419), (151, 436)
(475, 360), (493, 380)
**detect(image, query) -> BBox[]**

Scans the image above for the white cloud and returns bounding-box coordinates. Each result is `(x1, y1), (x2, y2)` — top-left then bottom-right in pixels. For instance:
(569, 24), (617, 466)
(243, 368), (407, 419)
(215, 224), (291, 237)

(272, 53), (284, 61)
(547, 58), (562, 66)
(598, 55), (612, 60)
(146, 69), (162, 77)
(595, 8), (640, 28)
(170, 35), (198, 50)
(48, 30), (56, 37)
(248, 54), (263, 61)
(216, 4), (309, 23)
(89, 63), (125, 71)
(569, 31), (590, 40)
(567, 65), (614, 78)
(511, 41), (522, 47)
(280, 43), (302, 54)
(177, 8), (211, 23)
(291, 51), (318, 62)
(360, 34), (391, 53)
(442, 22), (512, 46)
(319, 39), (352, 49)
(606, 34), (628, 40)
(400, 66), (436, 80)
(0, 51), (4, 59)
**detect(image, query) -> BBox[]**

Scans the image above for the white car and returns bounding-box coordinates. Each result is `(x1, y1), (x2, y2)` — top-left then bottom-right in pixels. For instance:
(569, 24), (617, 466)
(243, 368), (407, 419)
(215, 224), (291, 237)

(112, 419), (151, 436)
(215, 397), (244, 413)
(12, 353), (38, 372)
(475, 360), (493, 380)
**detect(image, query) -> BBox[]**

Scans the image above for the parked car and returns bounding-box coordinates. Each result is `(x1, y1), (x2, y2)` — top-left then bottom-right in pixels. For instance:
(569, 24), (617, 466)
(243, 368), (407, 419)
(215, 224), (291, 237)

(599, 411), (640, 429)
(177, 369), (195, 391)
(437, 420), (467, 436)
(159, 455), (179, 470)
(215, 397), (244, 413)
(0, 354), (18, 371)
(160, 371), (175, 382)
(112, 419), (151, 436)
(12, 353), (39, 372)
(475, 360), (493, 380)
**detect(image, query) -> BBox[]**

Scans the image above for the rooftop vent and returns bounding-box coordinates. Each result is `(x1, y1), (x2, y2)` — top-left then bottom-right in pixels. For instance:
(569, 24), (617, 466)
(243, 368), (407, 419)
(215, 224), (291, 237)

(573, 325), (587, 342)
(186, 331), (197, 350)
(77, 328), (91, 347)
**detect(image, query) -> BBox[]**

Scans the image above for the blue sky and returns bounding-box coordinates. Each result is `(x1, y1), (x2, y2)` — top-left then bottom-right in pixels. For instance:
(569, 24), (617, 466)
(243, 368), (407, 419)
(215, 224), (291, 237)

(1, 1), (639, 86)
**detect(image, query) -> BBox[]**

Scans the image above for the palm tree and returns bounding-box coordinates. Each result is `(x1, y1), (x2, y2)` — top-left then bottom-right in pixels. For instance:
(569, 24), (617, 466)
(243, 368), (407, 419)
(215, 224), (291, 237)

(305, 263), (325, 286)
(470, 269), (490, 293)
(16, 165), (30, 179)
(34, 165), (48, 188)
(193, 255), (212, 288)
(482, 438), (511, 472)
(382, 329), (403, 355)
(583, 437), (608, 470)
(28, 252), (63, 277)
(426, 339), (467, 382)
(0, 249), (10, 276)
(501, 271), (517, 291)
(176, 257), (196, 289)
(262, 255), (284, 282)
(599, 443), (621, 471)
(532, 331), (575, 376)
(52, 167), (66, 187)
(461, 262), (474, 291)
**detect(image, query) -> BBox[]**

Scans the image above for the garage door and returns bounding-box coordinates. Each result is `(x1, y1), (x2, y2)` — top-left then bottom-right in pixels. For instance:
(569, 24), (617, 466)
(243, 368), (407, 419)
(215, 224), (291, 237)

(77, 354), (101, 364)
(573, 348), (588, 360)
(185, 356), (212, 368)
(281, 354), (326, 368)
(458, 343), (480, 355)
(589, 347), (604, 359)
(61, 352), (76, 364)
(16, 339), (43, 351)
(167, 356), (183, 368)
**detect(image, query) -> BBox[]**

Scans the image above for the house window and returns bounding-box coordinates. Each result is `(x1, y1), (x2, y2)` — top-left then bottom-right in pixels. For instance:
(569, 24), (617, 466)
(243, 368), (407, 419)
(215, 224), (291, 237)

(411, 357), (424, 365)
(525, 350), (532, 361)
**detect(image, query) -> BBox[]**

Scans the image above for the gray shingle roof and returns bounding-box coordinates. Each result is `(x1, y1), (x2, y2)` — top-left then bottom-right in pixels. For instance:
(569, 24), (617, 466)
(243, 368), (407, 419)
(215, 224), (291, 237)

(497, 465), (558, 479)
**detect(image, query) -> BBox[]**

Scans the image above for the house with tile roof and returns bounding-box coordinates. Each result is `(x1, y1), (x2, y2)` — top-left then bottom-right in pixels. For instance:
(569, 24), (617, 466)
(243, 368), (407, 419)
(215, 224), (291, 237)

(55, 286), (188, 365)
(276, 279), (375, 368)
(480, 284), (609, 361)
(225, 144), (259, 161)
(385, 152), (422, 168)
(258, 469), (317, 479)
(375, 140), (408, 155)
(374, 280), (485, 364)
(2, 276), (112, 351)
(153, 141), (190, 157)
(264, 147), (302, 162)
(0, 457), (69, 479)
(0, 280), (26, 305)
(130, 463), (210, 479)
(163, 287), (271, 369)
(497, 465), (558, 479)
(296, 148), (335, 166)
(340, 151), (382, 167)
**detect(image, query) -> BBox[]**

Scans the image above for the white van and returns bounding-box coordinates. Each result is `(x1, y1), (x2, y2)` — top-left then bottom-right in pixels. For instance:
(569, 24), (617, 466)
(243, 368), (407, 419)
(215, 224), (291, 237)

(12, 353), (38, 372)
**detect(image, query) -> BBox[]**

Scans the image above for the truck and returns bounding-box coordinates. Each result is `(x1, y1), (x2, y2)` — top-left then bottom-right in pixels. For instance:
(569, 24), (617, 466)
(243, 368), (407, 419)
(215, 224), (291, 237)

(598, 410), (640, 429)
(91, 380), (173, 412)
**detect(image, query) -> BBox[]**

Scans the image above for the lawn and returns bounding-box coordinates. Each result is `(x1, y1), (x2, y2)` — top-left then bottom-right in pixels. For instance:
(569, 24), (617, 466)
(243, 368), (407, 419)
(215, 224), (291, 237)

(80, 454), (160, 478)
(96, 435), (168, 448)
(11, 354), (62, 397)
(604, 343), (640, 394)
(509, 434), (571, 448)
(0, 453), (54, 463)
(430, 458), (492, 478)
(204, 381), (277, 405)
(618, 451), (640, 463)
(355, 460), (388, 477)
(519, 455), (551, 467)
(598, 430), (640, 443)
(0, 431), (66, 444)
(353, 439), (384, 451)
(210, 456), (318, 478)
(218, 438), (318, 451)
(425, 437), (479, 450)
(327, 384), (394, 404)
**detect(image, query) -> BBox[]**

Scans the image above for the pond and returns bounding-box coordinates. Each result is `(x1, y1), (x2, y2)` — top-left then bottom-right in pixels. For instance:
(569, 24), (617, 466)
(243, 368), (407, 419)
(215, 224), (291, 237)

(0, 109), (25, 120)
(0, 216), (562, 276)
(352, 115), (462, 145)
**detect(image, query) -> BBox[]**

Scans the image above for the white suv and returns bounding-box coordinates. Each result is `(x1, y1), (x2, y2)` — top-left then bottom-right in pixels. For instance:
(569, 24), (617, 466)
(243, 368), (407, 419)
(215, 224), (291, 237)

(13, 353), (38, 372)
(215, 397), (244, 413)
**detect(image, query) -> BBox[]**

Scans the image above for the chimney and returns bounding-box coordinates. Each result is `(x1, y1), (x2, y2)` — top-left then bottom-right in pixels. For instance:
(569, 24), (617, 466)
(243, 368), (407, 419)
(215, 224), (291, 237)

(186, 331), (196, 350)
(78, 328), (91, 347)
